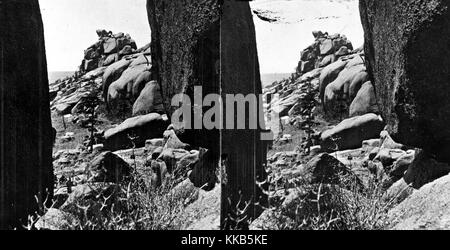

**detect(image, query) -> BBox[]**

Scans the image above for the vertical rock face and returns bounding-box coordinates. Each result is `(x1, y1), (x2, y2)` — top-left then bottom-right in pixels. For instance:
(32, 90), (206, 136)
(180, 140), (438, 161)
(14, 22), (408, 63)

(147, 0), (221, 155)
(147, 0), (220, 117)
(0, 0), (54, 228)
(360, 0), (450, 160)
(147, 0), (267, 228)
(220, 0), (267, 229)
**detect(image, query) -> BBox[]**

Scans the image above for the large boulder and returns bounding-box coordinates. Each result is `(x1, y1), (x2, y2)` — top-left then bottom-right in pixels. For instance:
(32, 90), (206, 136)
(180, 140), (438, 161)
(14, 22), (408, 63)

(102, 59), (132, 101)
(319, 59), (348, 102)
(103, 35), (136, 55)
(88, 151), (132, 183)
(299, 154), (353, 185)
(107, 63), (151, 107)
(360, 0), (450, 161)
(403, 150), (450, 189)
(102, 53), (119, 67)
(348, 71), (369, 100)
(131, 70), (152, 99)
(132, 80), (165, 116)
(349, 81), (379, 117)
(323, 64), (366, 114)
(388, 174), (450, 230)
(35, 208), (78, 230)
(319, 39), (334, 56)
(321, 113), (385, 152)
(0, 0), (54, 229)
(104, 113), (169, 151)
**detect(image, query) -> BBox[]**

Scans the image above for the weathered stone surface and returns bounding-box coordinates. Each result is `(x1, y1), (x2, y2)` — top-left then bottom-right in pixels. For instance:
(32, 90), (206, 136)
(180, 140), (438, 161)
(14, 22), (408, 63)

(323, 63), (366, 113)
(148, 0), (267, 228)
(107, 63), (151, 106)
(380, 130), (405, 150)
(188, 148), (218, 191)
(319, 59), (348, 102)
(320, 39), (334, 55)
(157, 148), (190, 171)
(147, 0), (220, 116)
(300, 154), (352, 185)
(403, 150), (450, 189)
(321, 113), (385, 152)
(348, 72), (369, 100)
(349, 81), (379, 117)
(0, 0), (54, 229)
(102, 59), (132, 100)
(382, 178), (414, 206)
(163, 129), (190, 150)
(104, 113), (169, 151)
(388, 174), (450, 230)
(219, 0), (268, 228)
(88, 152), (132, 183)
(131, 70), (152, 99)
(360, 0), (450, 161)
(102, 53), (119, 67)
(374, 148), (407, 168)
(132, 80), (164, 116)
(35, 208), (77, 230)
(390, 150), (415, 179)
(60, 183), (122, 218)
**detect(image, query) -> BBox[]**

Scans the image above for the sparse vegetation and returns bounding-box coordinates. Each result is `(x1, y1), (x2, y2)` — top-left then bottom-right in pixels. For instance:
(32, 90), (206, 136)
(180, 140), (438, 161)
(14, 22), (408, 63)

(260, 166), (391, 230)
(27, 170), (194, 230)
(297, 77), (320, 154)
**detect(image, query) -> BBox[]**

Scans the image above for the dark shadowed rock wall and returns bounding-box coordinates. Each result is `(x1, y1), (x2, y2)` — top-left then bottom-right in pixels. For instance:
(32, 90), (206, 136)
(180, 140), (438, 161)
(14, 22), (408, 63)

(0, 0), (54, 229)
(147, 0), (267, 228)
(220, 0), (267, 229)
(360, 0), (450, 161)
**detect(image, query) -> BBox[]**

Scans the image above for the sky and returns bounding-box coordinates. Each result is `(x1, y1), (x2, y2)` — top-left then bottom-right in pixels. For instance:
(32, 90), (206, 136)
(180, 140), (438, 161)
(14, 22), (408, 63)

(39, 0), (363, 74)
(251, 0), (364, 74)
(39, 0), (150, 72)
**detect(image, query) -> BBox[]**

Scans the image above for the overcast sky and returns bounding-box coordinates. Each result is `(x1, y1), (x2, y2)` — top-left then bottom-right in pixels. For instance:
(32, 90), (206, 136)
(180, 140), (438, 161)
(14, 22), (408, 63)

(251, 0), (363, 73)
(39, 0), (363, 74)
(40, 0), (150, 72)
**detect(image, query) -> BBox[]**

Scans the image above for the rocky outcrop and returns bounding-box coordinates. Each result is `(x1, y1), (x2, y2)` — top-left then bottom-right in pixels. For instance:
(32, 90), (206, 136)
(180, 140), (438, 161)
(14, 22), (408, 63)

(360, 0), (450, 161)
(132, 80), (164, 116)
(51, 47), (155, 121)
(321, 113), (385, 152)
(81, 30), (138, 73)
(218, 0), (269, 228)
(319, 59), (348, 102)
(104, 113), (169, 151)
(107, 59), (151, 108)
(349, 81), (379, 117)
(388, 174), (450, 230)
(297, 31), (353, 73)
(300, 153), (354, 185)
(0, 0), (54, 229)
(323, 62), (366, 113)
(403, 150), (450, 189)
(102, 59), (132, 101)
(147, 0), (220, 117)
(147, 0), (268, 228)
(88, 151), (132, 183)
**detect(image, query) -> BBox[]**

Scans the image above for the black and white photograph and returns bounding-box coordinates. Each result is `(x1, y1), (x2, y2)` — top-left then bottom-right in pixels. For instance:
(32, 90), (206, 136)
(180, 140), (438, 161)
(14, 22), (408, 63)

(1, 0), (449, 237)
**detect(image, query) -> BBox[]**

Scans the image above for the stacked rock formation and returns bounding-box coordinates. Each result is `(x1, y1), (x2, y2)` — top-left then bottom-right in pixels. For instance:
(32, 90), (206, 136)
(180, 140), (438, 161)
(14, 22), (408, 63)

(80, 30), (140, 73)
(51, 40), (157, 118)
(265, 31), (378, 138)
(297, 31), (354, 74)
